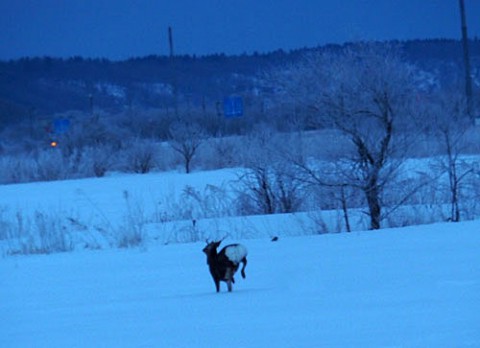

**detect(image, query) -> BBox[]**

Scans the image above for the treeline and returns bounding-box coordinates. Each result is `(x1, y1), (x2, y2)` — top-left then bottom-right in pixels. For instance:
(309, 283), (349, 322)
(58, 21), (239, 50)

(0, 49), (294, 119)
(0, 39), (479, 125)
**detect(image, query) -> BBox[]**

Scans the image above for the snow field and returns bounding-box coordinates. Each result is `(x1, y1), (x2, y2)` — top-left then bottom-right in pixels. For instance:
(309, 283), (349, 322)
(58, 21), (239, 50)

(2, 221), (479, 347)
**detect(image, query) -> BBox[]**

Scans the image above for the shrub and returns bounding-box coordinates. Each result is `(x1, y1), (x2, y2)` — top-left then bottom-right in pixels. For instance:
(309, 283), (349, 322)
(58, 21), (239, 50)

(116, 191), (146, 248)
(5, 210), (73, 255)
(122, 139), (158, 174)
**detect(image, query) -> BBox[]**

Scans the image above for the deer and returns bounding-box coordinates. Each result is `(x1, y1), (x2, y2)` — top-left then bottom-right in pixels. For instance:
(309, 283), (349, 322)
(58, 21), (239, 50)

(202, 239), (248, 292)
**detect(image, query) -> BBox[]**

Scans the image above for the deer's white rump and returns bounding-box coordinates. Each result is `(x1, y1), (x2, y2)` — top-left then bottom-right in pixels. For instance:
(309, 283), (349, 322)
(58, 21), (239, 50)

(225, 244), (248, 263)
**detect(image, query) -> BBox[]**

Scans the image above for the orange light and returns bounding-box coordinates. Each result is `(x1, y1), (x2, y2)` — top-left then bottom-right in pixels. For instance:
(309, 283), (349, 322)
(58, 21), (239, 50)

(50, 141), (58, 147)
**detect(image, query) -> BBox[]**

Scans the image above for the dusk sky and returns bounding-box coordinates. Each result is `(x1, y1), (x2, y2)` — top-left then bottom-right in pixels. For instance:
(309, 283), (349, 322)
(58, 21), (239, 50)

(1, 0), (479, 60)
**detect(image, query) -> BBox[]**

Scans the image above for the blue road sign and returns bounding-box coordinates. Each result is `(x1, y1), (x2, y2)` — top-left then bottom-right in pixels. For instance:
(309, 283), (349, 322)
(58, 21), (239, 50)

(223, 96), (243, 118)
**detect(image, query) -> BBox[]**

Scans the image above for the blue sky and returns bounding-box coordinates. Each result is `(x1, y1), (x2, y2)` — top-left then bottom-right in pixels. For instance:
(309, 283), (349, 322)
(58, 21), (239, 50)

(1, 0), (479, 60)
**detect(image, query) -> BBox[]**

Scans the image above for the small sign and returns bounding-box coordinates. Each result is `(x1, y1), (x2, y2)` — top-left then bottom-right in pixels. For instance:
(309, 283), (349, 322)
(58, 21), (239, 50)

(223, 96), (243, 118)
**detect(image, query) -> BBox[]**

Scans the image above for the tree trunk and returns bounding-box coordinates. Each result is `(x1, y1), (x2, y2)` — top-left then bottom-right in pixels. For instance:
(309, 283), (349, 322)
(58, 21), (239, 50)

(340, 185), (351, 232)
(365, 183), (381, 230)
(261, 173), (275, 214)
(451, 178), (460, 222)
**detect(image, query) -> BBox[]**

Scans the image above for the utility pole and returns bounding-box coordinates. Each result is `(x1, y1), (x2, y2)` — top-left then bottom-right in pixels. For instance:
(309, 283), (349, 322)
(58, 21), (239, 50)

(459, 0), (474, 122)
(168, 26), (179, 116)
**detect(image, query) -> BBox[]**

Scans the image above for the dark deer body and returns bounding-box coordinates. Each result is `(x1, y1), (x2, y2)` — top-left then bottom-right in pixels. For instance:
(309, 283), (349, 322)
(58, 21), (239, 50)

(202, 240), (248, 292)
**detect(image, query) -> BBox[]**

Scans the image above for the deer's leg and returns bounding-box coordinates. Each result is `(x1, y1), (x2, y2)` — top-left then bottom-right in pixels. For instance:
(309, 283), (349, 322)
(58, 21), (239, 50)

(241, 257), (247, 278)
(224, 268), (234, 292)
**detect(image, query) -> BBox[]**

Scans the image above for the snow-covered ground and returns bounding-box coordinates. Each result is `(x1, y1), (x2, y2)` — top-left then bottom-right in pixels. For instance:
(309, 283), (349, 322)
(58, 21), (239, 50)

(0, 168), (374, 252)
(2, 221), (479, 347)
(0, 169), (240, 228)
(1, 169), (479, 347)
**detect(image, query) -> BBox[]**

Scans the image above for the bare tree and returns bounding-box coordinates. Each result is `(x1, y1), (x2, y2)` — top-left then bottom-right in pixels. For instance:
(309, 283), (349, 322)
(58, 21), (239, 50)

(169, 118), (206, 174)
(237, 127), (306, 215)
(273, 44), (419, 230)
(429, 92), (474, 222)
(124, 139), (157, 174)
